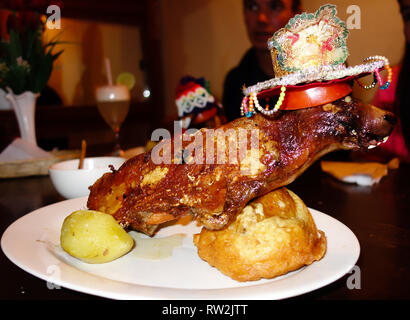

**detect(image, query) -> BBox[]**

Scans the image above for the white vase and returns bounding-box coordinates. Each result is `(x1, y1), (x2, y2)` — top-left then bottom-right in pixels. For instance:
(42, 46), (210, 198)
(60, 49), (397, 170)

(0, 89), (12, 110)
(5, 89), (40, 146)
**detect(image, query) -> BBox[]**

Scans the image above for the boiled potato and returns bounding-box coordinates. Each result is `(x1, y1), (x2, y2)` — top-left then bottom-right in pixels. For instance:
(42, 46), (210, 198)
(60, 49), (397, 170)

(60, 210), (134, 263)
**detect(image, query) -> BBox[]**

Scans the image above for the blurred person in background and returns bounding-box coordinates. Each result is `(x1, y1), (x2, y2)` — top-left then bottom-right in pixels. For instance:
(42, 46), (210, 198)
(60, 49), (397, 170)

(222, 0), (301, 121)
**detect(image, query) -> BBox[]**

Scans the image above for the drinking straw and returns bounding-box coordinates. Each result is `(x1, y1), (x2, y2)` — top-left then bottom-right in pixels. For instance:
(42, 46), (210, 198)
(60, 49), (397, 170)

(78, 139), (87, 169)
(105, 57), (113, 86)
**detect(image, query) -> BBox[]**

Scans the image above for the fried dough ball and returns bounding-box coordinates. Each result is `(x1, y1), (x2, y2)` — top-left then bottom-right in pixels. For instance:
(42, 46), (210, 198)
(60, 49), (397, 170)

(193, 188), (327, 281)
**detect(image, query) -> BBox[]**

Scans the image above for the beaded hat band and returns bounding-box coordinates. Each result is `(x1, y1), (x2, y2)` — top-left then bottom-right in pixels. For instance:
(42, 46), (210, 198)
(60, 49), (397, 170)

(241, 5), (392, 118)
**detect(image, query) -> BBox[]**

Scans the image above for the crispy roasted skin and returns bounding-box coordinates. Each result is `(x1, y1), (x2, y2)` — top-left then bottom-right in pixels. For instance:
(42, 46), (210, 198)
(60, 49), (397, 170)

(87, 97), (395, 235)
(193, 188), (327, 281)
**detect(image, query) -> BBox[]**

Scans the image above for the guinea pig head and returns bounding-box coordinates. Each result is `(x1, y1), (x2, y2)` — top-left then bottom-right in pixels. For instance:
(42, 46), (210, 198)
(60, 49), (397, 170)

(317, 96), (396, 150)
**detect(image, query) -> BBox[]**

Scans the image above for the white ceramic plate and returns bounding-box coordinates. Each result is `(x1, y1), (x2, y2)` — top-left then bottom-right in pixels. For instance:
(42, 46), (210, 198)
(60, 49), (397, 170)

(1, 197), (360, 300)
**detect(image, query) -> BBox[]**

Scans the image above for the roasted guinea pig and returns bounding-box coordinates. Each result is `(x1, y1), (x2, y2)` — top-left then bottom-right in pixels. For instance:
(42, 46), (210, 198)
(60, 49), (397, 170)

(193, 187), (326, 281)
(87, 96), (395, 236)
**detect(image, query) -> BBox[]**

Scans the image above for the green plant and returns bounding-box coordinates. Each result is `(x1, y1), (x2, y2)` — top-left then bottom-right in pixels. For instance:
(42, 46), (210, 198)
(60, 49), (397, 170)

(0, 11), (63, 95)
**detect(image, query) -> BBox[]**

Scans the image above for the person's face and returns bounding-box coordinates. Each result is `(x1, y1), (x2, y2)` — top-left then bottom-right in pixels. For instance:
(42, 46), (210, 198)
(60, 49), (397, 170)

(400, 0), (410, 44)
(244, 0), (298, 50)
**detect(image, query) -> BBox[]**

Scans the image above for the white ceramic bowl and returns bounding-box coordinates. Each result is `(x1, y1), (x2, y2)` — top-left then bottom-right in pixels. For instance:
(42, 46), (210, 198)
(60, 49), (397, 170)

(49, 157), (126, 199)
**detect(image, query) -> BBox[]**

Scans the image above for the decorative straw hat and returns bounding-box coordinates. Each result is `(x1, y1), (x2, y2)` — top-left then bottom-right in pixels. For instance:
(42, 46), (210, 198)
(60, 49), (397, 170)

(241, 4), (392, 117)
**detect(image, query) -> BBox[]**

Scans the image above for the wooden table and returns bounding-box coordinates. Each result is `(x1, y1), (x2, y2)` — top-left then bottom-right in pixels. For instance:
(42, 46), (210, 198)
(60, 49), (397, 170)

(0, 160), (409, 300)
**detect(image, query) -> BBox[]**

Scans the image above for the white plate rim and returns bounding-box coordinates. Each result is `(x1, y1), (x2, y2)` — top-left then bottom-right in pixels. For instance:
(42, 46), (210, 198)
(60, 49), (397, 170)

(1, 197), (360, 300)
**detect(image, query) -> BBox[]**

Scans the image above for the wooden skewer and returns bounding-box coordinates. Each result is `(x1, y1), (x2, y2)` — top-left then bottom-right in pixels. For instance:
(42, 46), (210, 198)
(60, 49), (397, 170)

(78, 139), (87, 169)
